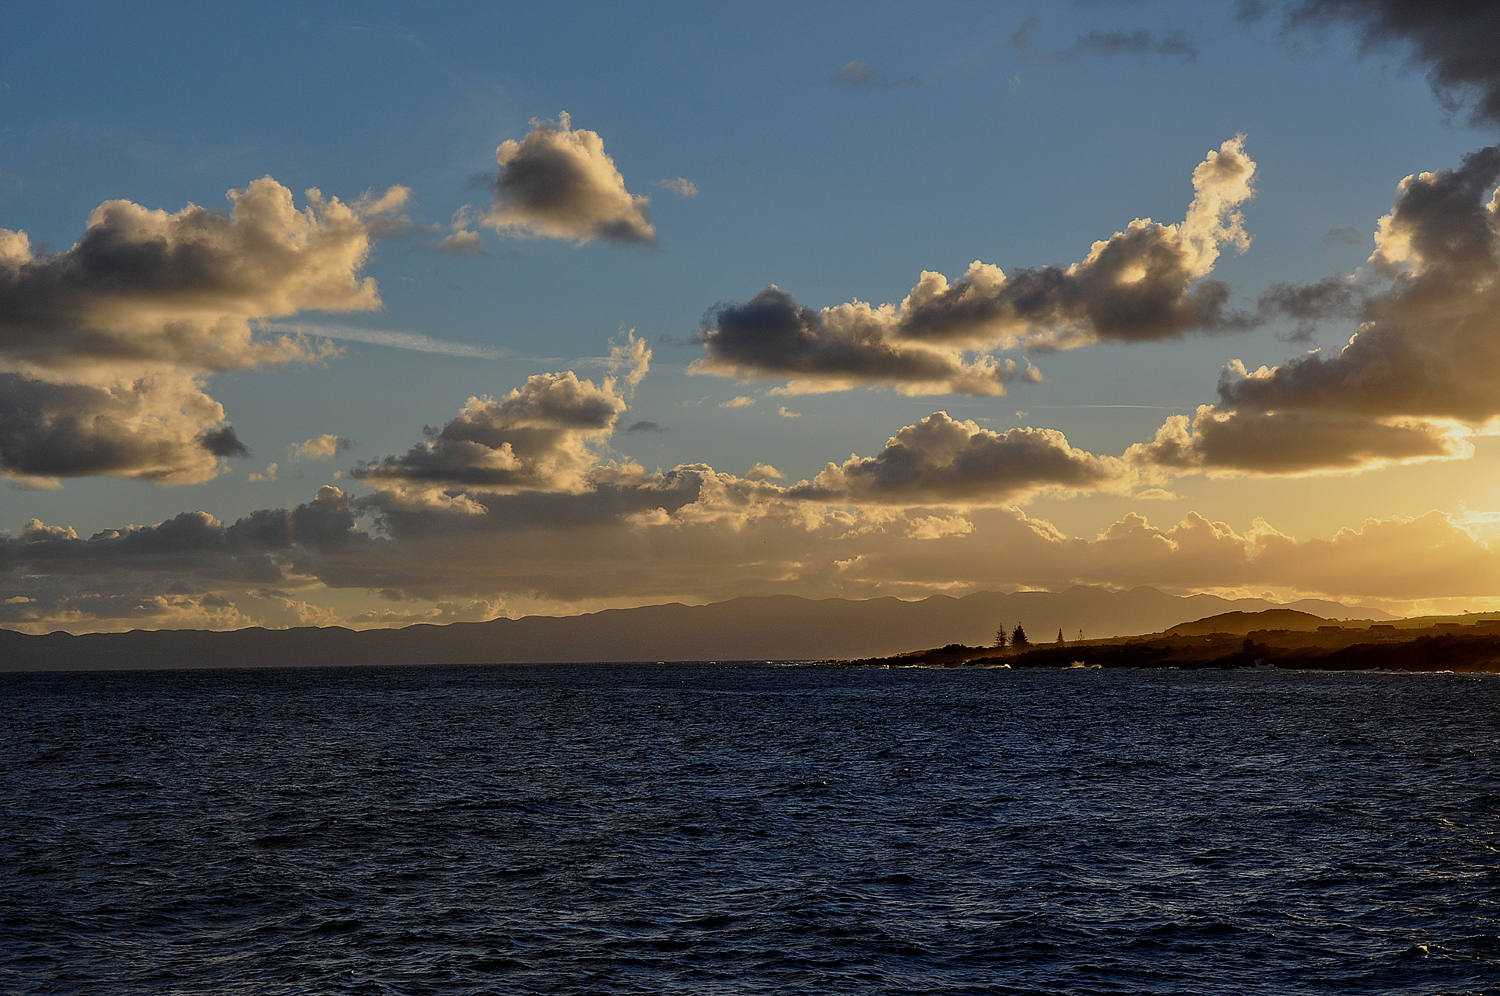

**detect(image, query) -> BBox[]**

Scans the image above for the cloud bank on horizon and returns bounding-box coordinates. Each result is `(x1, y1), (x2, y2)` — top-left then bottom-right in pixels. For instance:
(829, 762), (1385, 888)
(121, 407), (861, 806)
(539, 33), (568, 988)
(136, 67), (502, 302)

(8, 1), (1500, 633)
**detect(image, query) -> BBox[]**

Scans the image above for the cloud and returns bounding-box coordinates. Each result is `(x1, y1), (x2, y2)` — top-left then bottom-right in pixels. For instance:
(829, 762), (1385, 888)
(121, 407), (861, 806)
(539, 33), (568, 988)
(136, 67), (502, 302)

(694, 284), (1042, 396)
(293, 434), (353, 459)
(1221, 147), (1500, 422)
(485, 112), (655, 245)
(1269, 1), (1500, 127)
(778, 406), (801, 418)
(1323, 226), (1362, 245)
(0, 178), (398, 482)
(719, 396), (755, 408)
(745, 463), (783, 481)
(829, 61), (921, 90)
(259, 321), (503, 360)
(1128, 405), (1470, 475)
(1012, 17), (1197, 62)
(433, 205), (486, 255)
(435, 229), (485, 255)
(1128, 145), (1500, 476)
(0, 178), (390, 370)
(795, 412), (1131, 505)
(248, 462), (278, 482)
(18, 478), (1500, 630)
(352, 333), (650, 492)
(691, 138), (1256, 394)
(657, 178), (698, 197)
(0, 371), (248, 484)
(622, 419), (664, 433)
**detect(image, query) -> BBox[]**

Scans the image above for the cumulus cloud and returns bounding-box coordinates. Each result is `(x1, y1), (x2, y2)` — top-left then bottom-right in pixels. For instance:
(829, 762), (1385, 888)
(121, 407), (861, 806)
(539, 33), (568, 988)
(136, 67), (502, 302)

(435, 229), (485, 255)
(485, 112), (655, 245)
(293, 434), (353, 460)
(692, 138), (1256, 394)
(1221, 147), (1500, 422)
(0, 178), (399, 482)
(0, 371), (248, 485)
(1128, 405), (1469, 475)
(433, 205), (486, 255)
(352, 333), (650, 492)
(694, 284), (1042, 396)
(1130, 144), (1500, 476)
(797, 412), (1131, 504)
(745, 463), (784, 481)
(1266, 1), (1500, 127)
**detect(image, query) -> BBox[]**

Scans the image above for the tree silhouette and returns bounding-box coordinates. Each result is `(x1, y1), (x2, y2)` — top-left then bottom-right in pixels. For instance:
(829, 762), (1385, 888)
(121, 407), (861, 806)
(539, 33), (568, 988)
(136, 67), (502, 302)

(1011, 624), (1029, 648)
(1057, 628), (1065, 644)
(994, 626), (1008, 649)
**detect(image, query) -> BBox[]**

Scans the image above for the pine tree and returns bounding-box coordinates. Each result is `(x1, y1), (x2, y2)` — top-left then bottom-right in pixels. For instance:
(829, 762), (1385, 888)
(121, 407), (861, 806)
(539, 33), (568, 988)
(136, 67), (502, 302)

(1011, 624), (1029, 648)
(994, 626), (1008, 648)
(1057, 628), (1065, 644)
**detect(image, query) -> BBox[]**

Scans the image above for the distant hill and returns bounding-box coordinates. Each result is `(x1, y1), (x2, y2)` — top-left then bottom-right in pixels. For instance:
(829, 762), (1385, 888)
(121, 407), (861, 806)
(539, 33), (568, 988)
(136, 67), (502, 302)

(0, 586), (1393, 672)
(1165, 609), (1334, 637)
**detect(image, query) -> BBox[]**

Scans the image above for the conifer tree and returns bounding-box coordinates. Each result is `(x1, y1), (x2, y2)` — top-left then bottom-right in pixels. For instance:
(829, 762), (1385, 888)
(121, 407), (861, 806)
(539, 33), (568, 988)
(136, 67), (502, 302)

(994, 626), (1008, 649)
(1011, 624), (1029, 648)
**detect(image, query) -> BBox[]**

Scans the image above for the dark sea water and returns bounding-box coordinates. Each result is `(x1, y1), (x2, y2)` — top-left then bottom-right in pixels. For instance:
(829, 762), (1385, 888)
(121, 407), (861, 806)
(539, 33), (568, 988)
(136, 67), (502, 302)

(3, 663), (1499, 995)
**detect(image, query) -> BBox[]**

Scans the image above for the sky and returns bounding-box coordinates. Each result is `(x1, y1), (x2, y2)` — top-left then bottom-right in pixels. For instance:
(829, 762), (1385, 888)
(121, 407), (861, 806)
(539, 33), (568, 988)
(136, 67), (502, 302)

(4, 0), (1500, 633)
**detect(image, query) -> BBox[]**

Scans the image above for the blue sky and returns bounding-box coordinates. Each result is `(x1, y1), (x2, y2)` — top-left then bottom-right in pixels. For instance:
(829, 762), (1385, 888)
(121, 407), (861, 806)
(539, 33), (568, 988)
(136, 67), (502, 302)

(5, 1), (1500, 631)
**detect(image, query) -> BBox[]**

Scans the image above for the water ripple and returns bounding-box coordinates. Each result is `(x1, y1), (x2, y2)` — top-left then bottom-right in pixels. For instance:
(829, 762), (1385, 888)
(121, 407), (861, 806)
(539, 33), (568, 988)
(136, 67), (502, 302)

(2, 664), (1498, 994)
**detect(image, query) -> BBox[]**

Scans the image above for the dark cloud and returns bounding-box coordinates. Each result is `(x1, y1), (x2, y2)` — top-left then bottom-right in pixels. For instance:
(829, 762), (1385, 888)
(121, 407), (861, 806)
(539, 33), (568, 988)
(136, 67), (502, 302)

(198, 425), (249, 458)
(623, 419), (664, 433)
(694, 285), (1034, 396)
(1131, 145), (1500, 476)
(0, 178), (401, 484)
(829, 62), (921, 90)
(1221, 146), (1500, 421)
(1272, 1), (1500, 127)
(0, 179), (390, 371)
(485, 112), (655, 245)
(0, 372), (248, 483)
(793, 412), (1130, 504)
(1254, 274), (1363, 339)
(692, 139), (1256, 394)
(1128, 406), (1466, 474)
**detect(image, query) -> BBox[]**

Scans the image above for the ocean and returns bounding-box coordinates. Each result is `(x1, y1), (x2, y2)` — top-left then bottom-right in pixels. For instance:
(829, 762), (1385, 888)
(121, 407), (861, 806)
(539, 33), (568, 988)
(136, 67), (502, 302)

(3, 662), (1497, 994)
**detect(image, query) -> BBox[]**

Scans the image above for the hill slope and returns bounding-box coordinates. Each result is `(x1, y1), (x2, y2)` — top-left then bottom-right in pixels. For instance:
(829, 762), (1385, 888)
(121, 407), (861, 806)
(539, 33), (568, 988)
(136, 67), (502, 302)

(0, 586), (1390, 672)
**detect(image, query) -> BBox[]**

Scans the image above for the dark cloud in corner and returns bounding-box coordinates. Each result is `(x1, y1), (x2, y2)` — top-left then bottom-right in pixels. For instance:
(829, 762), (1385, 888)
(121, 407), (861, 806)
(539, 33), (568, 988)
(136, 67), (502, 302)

(1262, 1), (1500, 127)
